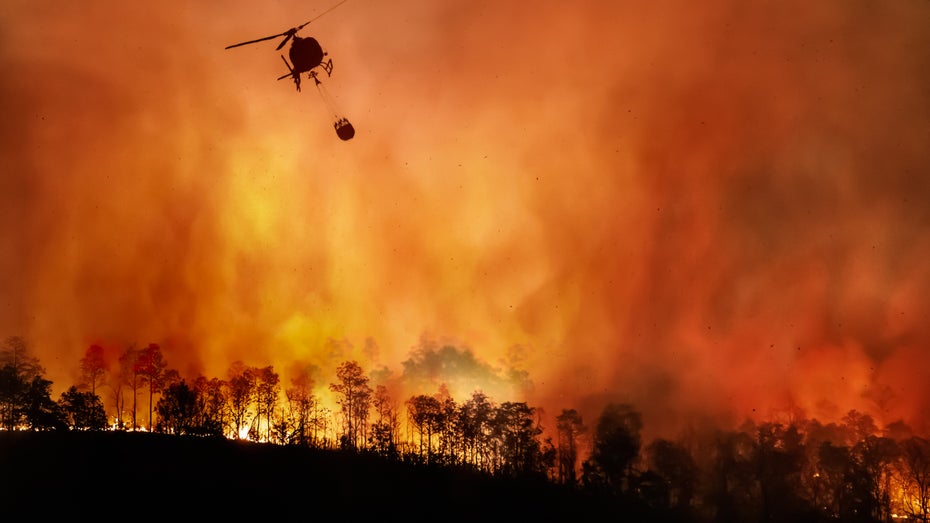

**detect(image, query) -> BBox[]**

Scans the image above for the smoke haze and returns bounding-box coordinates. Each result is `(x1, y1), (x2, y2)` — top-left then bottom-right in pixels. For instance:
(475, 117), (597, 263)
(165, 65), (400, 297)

(2, 0), (929, 438)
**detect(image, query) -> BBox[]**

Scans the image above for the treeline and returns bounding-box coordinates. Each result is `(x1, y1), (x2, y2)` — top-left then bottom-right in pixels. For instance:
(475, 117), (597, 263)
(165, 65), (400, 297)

(2, 335), (930, 522)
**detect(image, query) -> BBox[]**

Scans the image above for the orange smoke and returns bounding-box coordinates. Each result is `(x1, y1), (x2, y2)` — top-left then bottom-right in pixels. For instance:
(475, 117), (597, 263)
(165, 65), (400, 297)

(2, 0), (930, 439)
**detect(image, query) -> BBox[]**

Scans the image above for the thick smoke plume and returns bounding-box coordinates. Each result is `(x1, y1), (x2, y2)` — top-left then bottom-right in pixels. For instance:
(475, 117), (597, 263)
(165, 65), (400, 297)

(2, 0), (929, 439)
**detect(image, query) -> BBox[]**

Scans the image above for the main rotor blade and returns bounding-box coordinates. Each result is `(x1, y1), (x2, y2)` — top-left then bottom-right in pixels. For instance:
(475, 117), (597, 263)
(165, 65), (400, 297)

(225, 0), (348, 50)
(293, 0), (349, 32)
(275, 31), (295, 51)
(225, 31), (288, 50)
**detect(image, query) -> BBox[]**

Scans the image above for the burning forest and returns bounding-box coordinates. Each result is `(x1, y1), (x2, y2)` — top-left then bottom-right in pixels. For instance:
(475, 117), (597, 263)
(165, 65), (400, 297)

(4, 335), (930, 522)
(2, 0), (930, 520)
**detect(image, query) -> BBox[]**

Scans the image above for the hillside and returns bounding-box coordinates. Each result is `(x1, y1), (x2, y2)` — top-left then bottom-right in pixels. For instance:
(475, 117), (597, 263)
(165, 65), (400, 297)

(0, 431), (638, 521)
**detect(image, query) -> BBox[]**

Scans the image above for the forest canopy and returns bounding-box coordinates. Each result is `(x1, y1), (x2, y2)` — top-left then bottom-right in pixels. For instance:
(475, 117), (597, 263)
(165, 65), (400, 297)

(2, 335), (929, 522)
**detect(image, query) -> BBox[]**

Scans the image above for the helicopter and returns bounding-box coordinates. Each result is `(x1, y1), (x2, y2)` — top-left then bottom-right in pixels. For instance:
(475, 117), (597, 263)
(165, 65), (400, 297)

(225, 0), (355, 141)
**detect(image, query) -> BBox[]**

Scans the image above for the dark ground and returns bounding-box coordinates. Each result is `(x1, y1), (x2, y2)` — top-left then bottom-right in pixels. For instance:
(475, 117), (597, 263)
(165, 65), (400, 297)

(0, 431), (645, 521)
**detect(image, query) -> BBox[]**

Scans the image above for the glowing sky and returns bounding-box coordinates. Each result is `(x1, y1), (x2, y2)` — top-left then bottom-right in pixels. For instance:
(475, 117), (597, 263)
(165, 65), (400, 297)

(2, 0), (929, 438)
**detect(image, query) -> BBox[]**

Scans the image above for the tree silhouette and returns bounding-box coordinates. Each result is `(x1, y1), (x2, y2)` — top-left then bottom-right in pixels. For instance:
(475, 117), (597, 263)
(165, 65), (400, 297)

(585, 403), (642, 494)
(556, 408), (586, 486)
(899, 436), (930, 521)
(751, 422), (810, 522)
(0, 336), (43, 377)
(226, 361), (256, 439)
(460, 391), (495, 471)
(58, 386), (107, 431)
(134, 343), (167, 431)
(645, 438), (697, 511)
(406, 393), (440, 463)
(0, 363), (25, 431)
(851, 434), (898, 522)
(0, 336), (47, 430)
(802, 418), (849, 513)
(192, 375), (227, 437)
(434, 385), (458, 465)
(79, 344), (108, 397)
(284, 369), (317, 447)
(493, 401), (548, 479)
(22, 374), (64, 430)
(370, 384), (399, 457)
(703, 428), (758, 523)
(842, 410), (879, 446)
(329, 360), (372, 451)
(156, 379), (198, 435)
(253, 366), (280, 442)
(815, 440), (856, 519)
(119, 344), (141, 430)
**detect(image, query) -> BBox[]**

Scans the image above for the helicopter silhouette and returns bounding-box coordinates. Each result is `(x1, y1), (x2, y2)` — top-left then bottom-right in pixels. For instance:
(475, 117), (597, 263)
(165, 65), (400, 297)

(225, 0), (355, 141)
(225, 23), (331, 93)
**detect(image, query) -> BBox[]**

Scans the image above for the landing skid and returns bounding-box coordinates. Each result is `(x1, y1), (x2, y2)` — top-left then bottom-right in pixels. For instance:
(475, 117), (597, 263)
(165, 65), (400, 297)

(320, 58), (333, 76)
(277, 56), (334, 92)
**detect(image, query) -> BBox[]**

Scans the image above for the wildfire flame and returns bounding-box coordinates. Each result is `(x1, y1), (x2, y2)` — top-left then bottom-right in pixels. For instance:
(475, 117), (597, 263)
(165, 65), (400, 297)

(1, 0), (929, 440)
